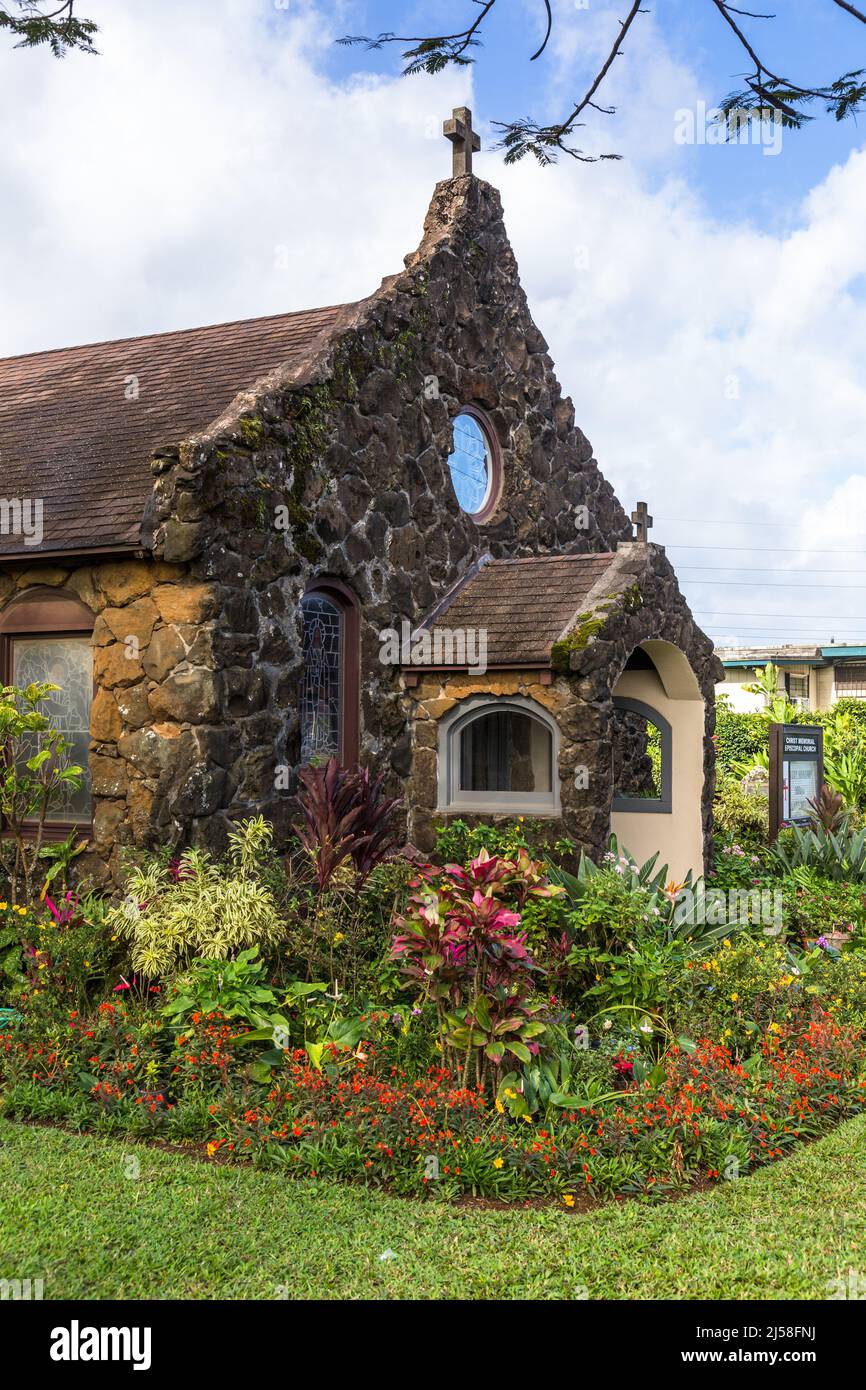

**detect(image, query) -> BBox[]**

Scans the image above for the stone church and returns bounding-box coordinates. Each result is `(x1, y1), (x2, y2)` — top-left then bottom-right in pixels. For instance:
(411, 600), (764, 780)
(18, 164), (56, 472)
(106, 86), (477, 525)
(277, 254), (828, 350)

(0, 109), (721, 886)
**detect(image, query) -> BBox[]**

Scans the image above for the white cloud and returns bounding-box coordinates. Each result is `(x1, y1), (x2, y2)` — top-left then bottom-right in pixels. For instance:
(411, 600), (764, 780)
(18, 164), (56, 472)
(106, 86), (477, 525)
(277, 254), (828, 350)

(2, 0), (866, 644)
(0, 0), (469, 349)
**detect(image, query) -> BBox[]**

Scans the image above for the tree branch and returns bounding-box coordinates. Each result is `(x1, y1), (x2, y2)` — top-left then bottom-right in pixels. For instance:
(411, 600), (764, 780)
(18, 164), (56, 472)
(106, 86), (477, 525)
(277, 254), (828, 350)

(338, 0), (866, 164)
(0, 0), (98, 55)
(494, 1), (646, 163)
(832, 0), (866, 24)
(530, 0), (553, 61)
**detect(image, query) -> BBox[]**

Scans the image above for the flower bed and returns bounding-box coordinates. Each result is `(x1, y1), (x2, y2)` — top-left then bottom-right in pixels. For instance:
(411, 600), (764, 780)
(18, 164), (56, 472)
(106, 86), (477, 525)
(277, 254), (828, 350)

(4, 792), (866, 1211)
(201, 1013), (866, 1201)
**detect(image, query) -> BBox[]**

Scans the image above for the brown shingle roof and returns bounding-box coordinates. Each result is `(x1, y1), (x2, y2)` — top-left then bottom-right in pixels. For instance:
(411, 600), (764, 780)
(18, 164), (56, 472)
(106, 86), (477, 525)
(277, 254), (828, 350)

(0, 304), (351, 558)
(421, 552), (619, 666)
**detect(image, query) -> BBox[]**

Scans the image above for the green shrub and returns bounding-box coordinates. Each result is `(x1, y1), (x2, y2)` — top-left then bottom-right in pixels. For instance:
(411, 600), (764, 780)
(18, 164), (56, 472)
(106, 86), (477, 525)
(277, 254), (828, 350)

(433, 817), (542, 864)
(109, 818), (286, 978)
(771, 821), (866, 882)
(668, 935), (866, 1052)
(0, 681), (86, 903)
(668, 936), (800, 1051)
(713, 776), (768, 850)
(284, 857), (414, 1000)
(161, 947), (283, 1030)
(714, 700), (767, 776)
(709, 836), (772, 889)
(779, 870), (866, 944)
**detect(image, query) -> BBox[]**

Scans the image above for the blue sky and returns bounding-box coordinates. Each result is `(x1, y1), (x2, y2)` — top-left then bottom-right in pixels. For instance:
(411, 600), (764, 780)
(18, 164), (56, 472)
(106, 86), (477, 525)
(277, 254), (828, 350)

(2, 0), (866, 648)
(320, 0), (866, 227)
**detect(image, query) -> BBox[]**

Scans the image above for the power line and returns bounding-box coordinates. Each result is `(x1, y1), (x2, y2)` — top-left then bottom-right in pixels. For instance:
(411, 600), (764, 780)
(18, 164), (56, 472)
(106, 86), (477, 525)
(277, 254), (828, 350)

(663, 544), (866, 555)
(700, 617), (866, 622)
(708, 628), (866, 633)
(680, 565), (866, 575)
(685, 579), (866, 589)
(705, 629), (866, 637)
(658, 517), (866, 533)
(695, 614), (866, 625)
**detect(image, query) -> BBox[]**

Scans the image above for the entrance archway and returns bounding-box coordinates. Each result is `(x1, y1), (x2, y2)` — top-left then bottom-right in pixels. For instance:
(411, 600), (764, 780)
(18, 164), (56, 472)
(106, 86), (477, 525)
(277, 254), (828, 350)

(610, 640), (705, 879)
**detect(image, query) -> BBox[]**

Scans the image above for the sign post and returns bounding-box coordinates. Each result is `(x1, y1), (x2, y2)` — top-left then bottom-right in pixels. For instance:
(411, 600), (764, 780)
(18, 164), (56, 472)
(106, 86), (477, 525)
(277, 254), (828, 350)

(768, 723), (824, 842)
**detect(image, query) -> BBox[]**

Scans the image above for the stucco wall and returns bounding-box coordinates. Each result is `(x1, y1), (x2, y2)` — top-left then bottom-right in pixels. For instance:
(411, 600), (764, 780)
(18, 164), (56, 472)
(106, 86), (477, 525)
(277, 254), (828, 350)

(610, 668), (705, 880)
(716, 675), (765, 713)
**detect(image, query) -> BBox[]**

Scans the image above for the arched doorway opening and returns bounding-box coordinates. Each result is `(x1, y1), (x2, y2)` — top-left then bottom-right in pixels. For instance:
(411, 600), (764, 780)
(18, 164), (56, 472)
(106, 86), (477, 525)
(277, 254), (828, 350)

(610, 640), (705, 879)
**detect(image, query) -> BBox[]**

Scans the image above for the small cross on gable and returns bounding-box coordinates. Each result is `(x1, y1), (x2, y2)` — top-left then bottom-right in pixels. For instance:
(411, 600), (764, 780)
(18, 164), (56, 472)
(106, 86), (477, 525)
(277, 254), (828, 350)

(631, 501), (653, 543)
(443, 106), (481, 177)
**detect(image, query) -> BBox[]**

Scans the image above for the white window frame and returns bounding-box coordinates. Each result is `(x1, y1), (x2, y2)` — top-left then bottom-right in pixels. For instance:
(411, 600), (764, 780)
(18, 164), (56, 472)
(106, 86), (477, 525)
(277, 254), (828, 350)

(437, 694), (561, 815)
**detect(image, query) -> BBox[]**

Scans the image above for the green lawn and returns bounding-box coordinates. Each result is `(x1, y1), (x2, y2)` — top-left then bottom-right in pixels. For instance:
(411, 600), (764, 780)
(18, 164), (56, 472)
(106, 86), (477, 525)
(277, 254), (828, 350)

(1, 1114), (864, 1299)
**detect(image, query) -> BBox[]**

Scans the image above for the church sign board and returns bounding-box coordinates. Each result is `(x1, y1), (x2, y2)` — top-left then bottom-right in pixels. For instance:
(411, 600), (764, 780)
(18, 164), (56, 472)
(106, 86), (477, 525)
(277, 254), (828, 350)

(768, 723), (824, 841)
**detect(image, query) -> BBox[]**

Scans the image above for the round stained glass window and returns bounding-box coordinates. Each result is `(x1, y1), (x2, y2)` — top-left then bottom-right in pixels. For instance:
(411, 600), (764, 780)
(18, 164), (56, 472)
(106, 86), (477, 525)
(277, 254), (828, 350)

(447, 411), (496, 517)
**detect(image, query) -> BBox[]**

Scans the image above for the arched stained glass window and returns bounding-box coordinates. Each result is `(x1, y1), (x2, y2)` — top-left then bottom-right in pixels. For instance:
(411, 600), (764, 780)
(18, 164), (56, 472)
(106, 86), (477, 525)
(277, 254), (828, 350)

(300, 593), (343, 765)
(298, 581), (360, 767)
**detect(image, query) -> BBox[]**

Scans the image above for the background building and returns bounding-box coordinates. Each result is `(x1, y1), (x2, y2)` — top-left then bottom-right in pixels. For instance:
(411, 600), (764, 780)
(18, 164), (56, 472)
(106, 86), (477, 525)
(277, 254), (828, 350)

(716, 644), (866, 712)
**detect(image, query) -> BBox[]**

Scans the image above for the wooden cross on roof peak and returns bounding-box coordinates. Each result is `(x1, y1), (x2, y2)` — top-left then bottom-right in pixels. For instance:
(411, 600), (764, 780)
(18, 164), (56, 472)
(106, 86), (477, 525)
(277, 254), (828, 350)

(631, 501), (653, 543)
(443, 106), (481, 177)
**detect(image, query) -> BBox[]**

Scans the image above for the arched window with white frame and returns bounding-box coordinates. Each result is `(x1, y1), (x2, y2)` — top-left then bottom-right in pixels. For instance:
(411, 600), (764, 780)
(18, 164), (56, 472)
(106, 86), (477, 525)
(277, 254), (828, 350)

(437, 696), (560, 814)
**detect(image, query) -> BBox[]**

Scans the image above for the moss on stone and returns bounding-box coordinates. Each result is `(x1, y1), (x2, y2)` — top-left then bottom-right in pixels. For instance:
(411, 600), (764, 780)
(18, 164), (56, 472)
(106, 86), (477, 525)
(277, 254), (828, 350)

(621, 582), (644, 615)
(239, 415), (265, 449)
(330, 340), (362, 402)
(275, 386), (333, 565)
(551, 612), (607, 673)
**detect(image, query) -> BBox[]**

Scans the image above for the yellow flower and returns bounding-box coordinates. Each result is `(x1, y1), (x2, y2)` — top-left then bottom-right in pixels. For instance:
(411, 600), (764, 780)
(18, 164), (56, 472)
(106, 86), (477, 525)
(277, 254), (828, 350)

(722, 938), (732, 949)
(768, 1022), (781, 1034)
(563, 1194), (575, 1208)
(492, 1157), (504, 1169)
(730, 993), (739, 1002)
(333, 932), (345, 943)
(495, 1098), (505, 1114)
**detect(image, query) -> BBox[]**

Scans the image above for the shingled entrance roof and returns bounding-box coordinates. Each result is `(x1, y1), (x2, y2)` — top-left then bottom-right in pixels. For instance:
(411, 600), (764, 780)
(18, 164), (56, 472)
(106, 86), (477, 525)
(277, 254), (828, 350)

(419, 552), (620, 666)
(0, 304), (352, 558)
